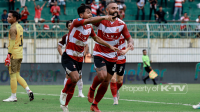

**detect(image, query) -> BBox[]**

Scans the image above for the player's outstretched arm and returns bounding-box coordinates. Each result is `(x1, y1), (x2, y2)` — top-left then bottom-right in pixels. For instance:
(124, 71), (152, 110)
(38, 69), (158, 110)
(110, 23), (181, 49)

(57, 45), (63, 56)
(83, 16), (114, 25)
(92, 35), (119, 52)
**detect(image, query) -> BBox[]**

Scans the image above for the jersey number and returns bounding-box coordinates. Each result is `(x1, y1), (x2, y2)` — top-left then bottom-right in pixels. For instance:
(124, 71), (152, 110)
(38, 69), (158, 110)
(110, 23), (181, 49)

(19, 35), (23, 47)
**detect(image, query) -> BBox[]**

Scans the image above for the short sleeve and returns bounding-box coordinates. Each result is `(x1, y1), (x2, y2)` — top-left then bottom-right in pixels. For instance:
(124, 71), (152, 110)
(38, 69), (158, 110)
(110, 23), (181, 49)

(180, 17), (184, 20)
(122, 24), (131, 39)
(90, 27), (96, 37)
(73, 19), (85, 27)
(58, 34), (67, 46)
(196, 19), (199, 22)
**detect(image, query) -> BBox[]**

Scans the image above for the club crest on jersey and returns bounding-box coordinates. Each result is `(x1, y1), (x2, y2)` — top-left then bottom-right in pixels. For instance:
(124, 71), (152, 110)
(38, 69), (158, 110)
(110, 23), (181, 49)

(116, 28), (119, 33)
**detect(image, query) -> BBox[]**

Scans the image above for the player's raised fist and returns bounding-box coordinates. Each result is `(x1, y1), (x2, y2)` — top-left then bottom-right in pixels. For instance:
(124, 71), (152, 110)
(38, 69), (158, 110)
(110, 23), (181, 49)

(104, 16), (114, 21)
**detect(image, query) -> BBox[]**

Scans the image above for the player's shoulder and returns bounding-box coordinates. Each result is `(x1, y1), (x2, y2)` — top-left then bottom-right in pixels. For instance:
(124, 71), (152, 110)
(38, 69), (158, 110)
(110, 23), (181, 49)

(117, 18), (126, 25)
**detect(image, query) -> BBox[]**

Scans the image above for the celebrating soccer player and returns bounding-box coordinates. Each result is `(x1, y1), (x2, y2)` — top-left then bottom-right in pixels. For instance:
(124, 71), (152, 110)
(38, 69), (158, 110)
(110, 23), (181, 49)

(59, 4), (118, 112)
(142, 49), (157, 85)
(3, 10), (34, 102)
(57, 20), (85, 98)
(110, 35), (131, 105)
(87, 2), (134, 111)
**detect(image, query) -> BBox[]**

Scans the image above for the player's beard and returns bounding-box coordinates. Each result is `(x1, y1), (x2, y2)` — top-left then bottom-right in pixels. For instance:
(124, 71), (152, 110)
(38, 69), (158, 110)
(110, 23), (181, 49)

(109, 11), (120, 19)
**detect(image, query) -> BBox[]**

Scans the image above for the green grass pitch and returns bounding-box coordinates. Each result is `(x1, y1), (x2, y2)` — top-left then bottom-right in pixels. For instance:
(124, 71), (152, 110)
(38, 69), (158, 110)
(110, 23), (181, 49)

(0, 84), (200, 112)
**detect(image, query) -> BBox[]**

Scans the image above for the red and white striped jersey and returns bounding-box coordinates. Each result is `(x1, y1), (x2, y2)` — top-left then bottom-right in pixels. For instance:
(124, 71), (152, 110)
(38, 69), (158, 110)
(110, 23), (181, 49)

(117, 35), (126, 64)
(175, 0), (184, 7)
(93, 18), (131, 62)
(58, 34), (68, 47)
(91, 3), (98, 15)
(180, 16), (190, 29)
(65, 18), (96, 62)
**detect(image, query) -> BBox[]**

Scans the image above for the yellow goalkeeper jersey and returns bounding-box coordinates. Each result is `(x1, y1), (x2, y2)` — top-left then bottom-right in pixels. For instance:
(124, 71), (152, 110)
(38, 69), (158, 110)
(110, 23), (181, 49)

(8, 22), (23, 59)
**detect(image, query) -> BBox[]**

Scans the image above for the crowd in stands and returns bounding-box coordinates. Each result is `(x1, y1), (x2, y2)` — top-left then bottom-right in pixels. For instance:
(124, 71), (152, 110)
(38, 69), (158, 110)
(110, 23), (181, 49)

(1, 0), (200, 28)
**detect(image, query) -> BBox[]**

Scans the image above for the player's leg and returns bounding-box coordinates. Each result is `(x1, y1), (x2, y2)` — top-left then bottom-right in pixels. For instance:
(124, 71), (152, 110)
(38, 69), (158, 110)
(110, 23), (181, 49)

(90, 61), (116, 111)
(15, 59), (34, 101)
(143, 67), (151, 84)
(193, 103), (200, 109)
(64, 74), (69, 86)
(77, 75), (85, 97)
(110, 73), (118, 105)
(87, 56), (107, 103)
(3, 59), (19, 102)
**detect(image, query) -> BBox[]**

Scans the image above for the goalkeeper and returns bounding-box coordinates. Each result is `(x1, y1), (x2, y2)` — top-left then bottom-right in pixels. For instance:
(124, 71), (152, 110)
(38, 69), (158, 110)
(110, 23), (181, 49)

(3, 10), (34, 102)
(142, 49), (157, 85)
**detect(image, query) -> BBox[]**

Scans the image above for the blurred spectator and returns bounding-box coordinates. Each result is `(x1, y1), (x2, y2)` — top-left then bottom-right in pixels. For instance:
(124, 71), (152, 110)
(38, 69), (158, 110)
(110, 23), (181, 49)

(58, 0), (66, 15)
(149, 0), (157, 20)
(91, 0), (98, 17)
(120, 0), (126, 11)
(85, 0), (92, 6)
(9, 0), (15, 11)
(49, 0), (57, 9)
(97, 1), (106, 16)
(34, 1), (46, 23)
(180, 12), (190, 36)
(155, 6), (167, 24)
(16, 8), (21, 22)
(117, 0), (125, 20)
(189, 0), (194, 2)
(1, 9), (8, 37)
(101, 0), (107, 8)
(50, 1), (60, 28)
(136, 0), (146, 20)
(173, 0), (185, 21)
(161, 0), (167, 7)
(21, 6), (29, 30)
(20, 0), (26, 8)
(196, 15), (200, 38)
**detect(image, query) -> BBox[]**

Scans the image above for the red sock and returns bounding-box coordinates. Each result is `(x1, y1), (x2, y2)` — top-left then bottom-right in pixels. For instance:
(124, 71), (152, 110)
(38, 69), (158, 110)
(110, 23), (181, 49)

(110, 82), (117, 97)
(117, 83), (123, 90)
(91, 75), (102, 90)
(94, 82), (108, 104)
(62, 78), (72, 93)
(65, 82), (76, 106)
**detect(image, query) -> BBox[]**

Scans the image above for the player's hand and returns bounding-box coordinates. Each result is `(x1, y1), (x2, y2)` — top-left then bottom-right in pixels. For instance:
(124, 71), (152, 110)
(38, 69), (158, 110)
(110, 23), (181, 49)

(127, 43), (134, 50)
(4, 54), (11, 67)
(149, 66), (152, 70)
(104, 16), (114, 21)
(109, 46), (119, 52)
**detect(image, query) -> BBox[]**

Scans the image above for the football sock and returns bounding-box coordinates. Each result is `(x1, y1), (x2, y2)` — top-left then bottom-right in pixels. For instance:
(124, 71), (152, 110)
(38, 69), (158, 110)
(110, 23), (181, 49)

(62, 78), (72, 93)
(11, 93), (16, 98)
(25, 87), (30, 93)
(10, 73), (17, 94)
(77, 79), (83, 94)
(16, 72), (28, 89)
(64, 78), (68, 87)
(91, 75), (102, 90)
(94, 82), (108, 104)
(117, 82), (123, 90)
(65, 82), (76, 106)
(110, 82), (117, 97)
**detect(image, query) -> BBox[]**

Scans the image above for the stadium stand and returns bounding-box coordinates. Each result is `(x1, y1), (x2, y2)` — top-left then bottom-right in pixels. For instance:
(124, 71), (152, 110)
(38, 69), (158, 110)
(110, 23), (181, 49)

(0, 0), (200, 22)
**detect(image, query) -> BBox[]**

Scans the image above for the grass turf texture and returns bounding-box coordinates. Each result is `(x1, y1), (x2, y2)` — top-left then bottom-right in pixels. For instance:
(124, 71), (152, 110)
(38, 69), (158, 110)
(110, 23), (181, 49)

(0, 84), (199, 112)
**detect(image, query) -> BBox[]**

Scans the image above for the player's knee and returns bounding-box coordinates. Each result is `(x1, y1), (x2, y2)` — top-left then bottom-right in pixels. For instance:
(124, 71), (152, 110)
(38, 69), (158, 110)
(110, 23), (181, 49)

(117, 80), (123, 84)
(111, 77), (116, 83)
(97, 72), (106, 81)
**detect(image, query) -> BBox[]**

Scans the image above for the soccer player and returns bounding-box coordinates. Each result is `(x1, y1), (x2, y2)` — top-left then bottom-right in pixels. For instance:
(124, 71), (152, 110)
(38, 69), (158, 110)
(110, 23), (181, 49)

(59, 4), (118, 112)
(57, 20), (85, 98)
(3, 10), (34, 102)
(110, 35), (130, 105)
(142, 49), (157, 85)
(87, 2), (134, 111)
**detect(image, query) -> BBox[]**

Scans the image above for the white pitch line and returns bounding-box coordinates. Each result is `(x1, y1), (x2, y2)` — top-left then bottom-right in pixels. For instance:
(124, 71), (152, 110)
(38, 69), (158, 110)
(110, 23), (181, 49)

(15, 92), (192, 106)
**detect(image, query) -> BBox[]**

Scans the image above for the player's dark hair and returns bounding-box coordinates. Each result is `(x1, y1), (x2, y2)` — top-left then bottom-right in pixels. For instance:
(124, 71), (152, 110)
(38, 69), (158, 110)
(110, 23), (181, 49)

(9, 10), (21, 21)
(143, 49), (146, 52)
(77, 3), (91, 17)
(3, 9), (7, 12)
(66, 20), (72, 28)
(198, 15), (200, 17)
(159, 6), (162, 8)
(16, 8), (19, 10)
(106, 1), (116, 6)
